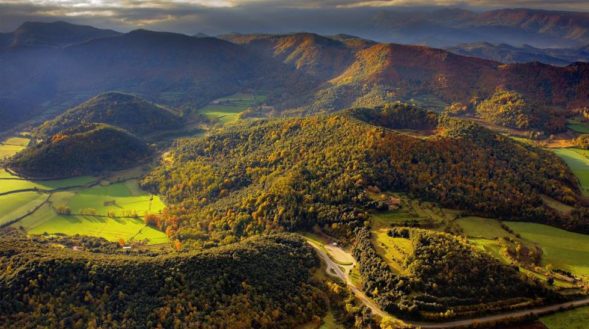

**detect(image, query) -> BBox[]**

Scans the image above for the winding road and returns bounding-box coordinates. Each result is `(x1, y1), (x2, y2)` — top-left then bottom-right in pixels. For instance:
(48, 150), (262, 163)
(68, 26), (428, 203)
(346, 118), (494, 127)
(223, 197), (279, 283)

(307, 241), (589, 329)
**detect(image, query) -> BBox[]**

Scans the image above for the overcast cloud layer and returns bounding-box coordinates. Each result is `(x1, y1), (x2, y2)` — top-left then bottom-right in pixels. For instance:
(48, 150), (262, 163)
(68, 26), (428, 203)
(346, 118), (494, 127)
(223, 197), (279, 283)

(1, 0), (589, 35)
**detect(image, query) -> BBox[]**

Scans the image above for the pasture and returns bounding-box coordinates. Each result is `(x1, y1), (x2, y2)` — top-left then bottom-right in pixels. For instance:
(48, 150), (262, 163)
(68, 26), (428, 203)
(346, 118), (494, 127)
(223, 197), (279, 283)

(0, 136), (29, 159)
(457, 217), (511, 239)
(505, 222), (589, 277)
(4, 172), (169, 244)
(567, 118), (589, 134)
(0, 192), (47, 226)
(540, 306), (589, 329)
(197, 93), (266, 124)
(0, 175), (95, 194)
(552, 148), (589, 195)
(372, 228), (413, 274)
(17, 179), (168, 244)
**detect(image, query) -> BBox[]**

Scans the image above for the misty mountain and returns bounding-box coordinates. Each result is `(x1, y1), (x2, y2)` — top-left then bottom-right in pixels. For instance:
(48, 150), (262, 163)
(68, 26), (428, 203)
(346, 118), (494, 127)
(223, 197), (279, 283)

(1, 21), (120, 49)
(0, 25), (312, 132)
(447, 42), (589, 66)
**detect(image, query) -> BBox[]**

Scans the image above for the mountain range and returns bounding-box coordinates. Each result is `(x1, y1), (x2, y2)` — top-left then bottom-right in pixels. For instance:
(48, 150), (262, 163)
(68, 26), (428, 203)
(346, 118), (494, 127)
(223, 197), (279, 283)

(2, 21), (589, 134)
(447, 42), (589, 66)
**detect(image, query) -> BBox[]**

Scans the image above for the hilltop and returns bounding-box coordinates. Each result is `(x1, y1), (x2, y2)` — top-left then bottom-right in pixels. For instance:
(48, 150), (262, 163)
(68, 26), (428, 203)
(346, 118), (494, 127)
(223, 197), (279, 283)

(35, 92), (184, 138)
(0, 232), (325, 328)
(8, 123), (151, 178)
(142, 104), (585, 248)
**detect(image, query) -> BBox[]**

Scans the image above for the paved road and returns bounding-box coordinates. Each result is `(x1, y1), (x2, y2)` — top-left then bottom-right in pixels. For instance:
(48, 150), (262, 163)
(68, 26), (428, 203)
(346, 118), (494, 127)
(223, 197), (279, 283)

(309, 241), (387, 318)
(307, 241), (589, 329)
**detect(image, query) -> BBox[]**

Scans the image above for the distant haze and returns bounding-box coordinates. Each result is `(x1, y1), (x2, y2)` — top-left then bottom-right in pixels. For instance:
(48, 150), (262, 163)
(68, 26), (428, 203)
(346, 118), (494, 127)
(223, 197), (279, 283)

(2, 1), (589, 47)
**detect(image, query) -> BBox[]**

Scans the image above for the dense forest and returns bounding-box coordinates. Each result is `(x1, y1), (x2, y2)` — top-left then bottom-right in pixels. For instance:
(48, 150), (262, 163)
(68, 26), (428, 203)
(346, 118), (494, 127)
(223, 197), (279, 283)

(142, 104), (586, 248)
(0, 230), (325, 329)
(35, 92), (184, 138)
(352, 227), (557, 320)
(474, 89), (568, 134)
(8, 123), (151, 178)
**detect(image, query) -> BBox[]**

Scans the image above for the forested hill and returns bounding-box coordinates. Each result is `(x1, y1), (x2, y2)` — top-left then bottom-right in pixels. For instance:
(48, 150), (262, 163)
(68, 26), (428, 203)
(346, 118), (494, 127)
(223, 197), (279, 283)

(142, 104), (586, 248)
(0, 232), (325, 328)
(35, 92), (184, 138)
(8, 123), (151, 179)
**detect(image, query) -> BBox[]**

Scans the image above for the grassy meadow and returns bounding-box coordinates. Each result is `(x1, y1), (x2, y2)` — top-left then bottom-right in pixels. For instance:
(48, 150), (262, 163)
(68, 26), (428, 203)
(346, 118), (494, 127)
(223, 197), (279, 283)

(567, 118), (589, 134)
(0, 174), (95, 194)
(505, 222), (589, 277)
(197, 93), (266, 124)
(0, 192), (47, 226)
(540, 306), (589, 329)
(0, 162), (168, 245)
(457, 217), (511, 240)
(0, 135), (29, 159)
(552, 148), (589, 195)
(14, 179), (168, 244)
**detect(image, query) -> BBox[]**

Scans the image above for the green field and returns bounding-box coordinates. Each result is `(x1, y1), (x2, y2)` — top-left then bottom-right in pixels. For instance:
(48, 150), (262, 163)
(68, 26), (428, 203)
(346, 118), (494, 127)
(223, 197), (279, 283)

(567, 118), (589, 134)
(553, 148), (589, 195)
(506, 222), (589, 277)
(0, 136), (29, 159)
(0, 192), (47, 226)
(0, 175), (95, 194)
(14, 180), (168, 244)
(197, 93), (266, 124)
(541, 306), (589, 329)
(457, 217), (511, 239)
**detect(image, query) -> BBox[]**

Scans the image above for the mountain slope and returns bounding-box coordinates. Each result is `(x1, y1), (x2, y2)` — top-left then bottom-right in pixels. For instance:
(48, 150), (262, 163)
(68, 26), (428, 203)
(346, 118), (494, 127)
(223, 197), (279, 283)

(224, 33), (365, 80)
(3, 21), (120, 49)
(8, 123), (151, 178)
(0, 28), (313, 132)
(35, 92), (184, 138)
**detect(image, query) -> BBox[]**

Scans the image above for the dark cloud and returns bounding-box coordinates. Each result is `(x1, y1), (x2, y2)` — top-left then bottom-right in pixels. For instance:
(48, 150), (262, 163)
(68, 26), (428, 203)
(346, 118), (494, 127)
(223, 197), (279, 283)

(0, 0), (588, 38)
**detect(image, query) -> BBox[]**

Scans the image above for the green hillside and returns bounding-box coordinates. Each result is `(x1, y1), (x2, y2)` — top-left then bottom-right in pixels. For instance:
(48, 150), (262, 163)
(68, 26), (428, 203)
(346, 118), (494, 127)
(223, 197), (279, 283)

(142, 105), (584, 248)
(8, 123), (151, 178)
(36, 92), (183, 138)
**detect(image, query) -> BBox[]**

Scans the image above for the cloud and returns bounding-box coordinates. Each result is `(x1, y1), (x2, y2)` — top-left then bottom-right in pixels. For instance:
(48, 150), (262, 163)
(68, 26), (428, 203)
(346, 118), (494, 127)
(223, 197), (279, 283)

(1, 0), (589, 36)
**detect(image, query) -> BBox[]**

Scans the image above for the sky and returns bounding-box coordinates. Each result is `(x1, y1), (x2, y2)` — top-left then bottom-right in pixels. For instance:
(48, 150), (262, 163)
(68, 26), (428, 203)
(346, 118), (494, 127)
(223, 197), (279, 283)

(1, 0), (589, 34)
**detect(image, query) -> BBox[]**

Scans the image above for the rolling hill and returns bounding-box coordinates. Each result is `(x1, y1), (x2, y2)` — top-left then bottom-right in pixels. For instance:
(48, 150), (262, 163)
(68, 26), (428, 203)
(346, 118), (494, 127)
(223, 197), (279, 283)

(35, 92), (184, 138)
(142, 104), (586, 248)
(8, 123), (151, 178)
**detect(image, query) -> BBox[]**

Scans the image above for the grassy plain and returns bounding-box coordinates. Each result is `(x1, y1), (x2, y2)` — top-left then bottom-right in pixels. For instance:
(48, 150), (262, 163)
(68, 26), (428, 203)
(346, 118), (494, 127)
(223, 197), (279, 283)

(24, 180), (166, 244)
(6, 174), (168, 244)
(540, 306), (589, 329)
(0, 136), (29, 159)
(0, 192), (47, 226)
(567, 118), (589, 134)
(552, 148), (589, 195)
(0, 175), (95, 194)
(197, 93), (266, 124)
(505, 222), (589, 277)
(457, 217), (511, 239)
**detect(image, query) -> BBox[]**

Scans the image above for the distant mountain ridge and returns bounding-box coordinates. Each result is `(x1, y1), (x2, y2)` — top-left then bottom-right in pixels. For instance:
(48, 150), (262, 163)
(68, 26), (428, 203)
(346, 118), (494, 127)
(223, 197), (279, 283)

(1, 21), (120, 49)
(447, 42), (589, 66)
(3, 21), (589, 132)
